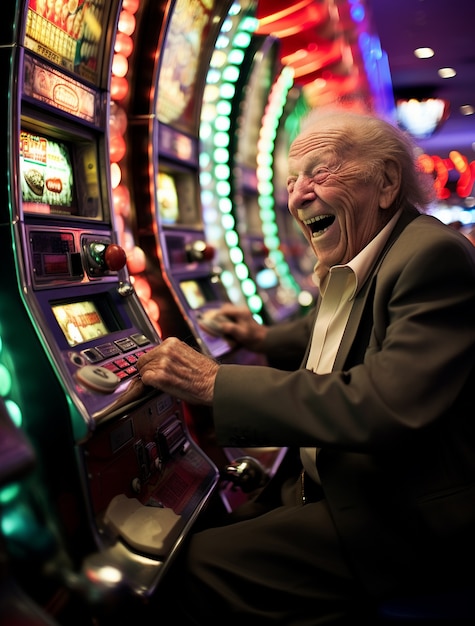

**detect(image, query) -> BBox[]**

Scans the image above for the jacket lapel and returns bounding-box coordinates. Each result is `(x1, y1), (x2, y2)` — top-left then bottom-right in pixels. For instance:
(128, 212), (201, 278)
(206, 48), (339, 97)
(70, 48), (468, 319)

(332, 207), (421, 371)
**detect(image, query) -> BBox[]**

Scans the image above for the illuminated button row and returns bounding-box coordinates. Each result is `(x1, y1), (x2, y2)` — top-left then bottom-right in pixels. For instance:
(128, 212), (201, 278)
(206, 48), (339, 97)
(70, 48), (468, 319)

(81, 333), (151, 363)
(103, 348), (152, 381)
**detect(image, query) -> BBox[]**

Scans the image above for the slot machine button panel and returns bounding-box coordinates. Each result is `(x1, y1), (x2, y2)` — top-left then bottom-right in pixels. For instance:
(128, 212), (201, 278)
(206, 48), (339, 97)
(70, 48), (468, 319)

(130, 333), (150, 347)
(80, 348), (102, 363)
(114, 337), (137, 352)
(95, 343), (121, 358)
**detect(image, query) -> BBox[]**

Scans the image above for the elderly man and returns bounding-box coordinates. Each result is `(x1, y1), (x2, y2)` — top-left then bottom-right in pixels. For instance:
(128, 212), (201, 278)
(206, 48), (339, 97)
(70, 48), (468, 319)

(137, 109), (475, 624)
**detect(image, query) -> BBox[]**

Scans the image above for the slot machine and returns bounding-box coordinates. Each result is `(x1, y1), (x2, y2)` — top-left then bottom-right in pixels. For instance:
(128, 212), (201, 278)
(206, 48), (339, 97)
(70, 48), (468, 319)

(121, 0), (287, 509)
(128, 0), (260, 362)
(0, 0), (219, 617)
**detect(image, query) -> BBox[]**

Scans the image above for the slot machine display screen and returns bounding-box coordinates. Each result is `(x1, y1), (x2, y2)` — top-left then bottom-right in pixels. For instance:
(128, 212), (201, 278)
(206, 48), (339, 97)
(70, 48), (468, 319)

(20, 130), (76, 216)
(180, 280), (207, 310)
(157, 172), (179, 225)
(51, 299), (111, 347)
(156, 0), (217, 136)
(157, 169), (201, 226)
(24, 0), (109, 86)
(20, 127), (103, 219)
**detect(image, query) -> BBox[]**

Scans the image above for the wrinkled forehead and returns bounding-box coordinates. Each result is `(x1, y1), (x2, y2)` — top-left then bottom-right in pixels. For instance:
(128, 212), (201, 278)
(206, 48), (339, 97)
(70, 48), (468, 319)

(288, 123), (346, 169)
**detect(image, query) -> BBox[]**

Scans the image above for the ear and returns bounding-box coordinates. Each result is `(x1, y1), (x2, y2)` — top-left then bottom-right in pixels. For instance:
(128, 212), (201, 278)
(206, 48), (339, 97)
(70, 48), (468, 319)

(379, 159), (401, 209)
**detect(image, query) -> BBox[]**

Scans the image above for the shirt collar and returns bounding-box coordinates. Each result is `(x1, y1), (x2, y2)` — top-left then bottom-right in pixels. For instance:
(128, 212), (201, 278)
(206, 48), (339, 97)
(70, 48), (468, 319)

(321, 209), (402, 299)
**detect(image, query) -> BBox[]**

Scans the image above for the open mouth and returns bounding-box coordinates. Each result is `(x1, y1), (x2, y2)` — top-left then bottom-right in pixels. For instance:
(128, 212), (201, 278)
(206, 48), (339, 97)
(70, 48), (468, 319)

(304, 214), (335, 235)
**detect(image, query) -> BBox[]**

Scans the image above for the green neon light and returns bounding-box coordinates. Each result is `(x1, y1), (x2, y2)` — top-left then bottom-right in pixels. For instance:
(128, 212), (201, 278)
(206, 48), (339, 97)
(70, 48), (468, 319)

(199, 1), (264, 313)
(0, 484), (21, 505)
(213, 147), (229, 164)
(229, 246), (244, 264)
(222, 66), (240, 82)
(220, 83), (235, 99)
(221, 213), (235, 230)
(215, 116), (231, 132)
(0, 363), (12, 397)
(242, 279), (257, 296)
(215, 164), (230, 180)
(213, 132), (230, 148)
(234, 263), (249, 280)
(228, 49), (245, 65)
(248, 294), (263, 312)
(6, 399), (22, 428)
(233, 32), (251, 48)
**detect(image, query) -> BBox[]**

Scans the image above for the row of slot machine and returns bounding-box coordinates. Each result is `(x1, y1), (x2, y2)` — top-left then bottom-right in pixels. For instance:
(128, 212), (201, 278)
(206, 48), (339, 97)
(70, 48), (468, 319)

(0, 0), (319, 622)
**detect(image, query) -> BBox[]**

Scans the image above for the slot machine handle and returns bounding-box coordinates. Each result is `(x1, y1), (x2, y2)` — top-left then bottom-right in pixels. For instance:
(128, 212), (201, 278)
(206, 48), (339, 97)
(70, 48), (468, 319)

(86, 242), (131, 293)
(86, 242), (127, 273)
(103, 244), (130, 295)
(104, 244), (127, 271)
(223, 456), (268, 493)
(186, 240), (215, 262)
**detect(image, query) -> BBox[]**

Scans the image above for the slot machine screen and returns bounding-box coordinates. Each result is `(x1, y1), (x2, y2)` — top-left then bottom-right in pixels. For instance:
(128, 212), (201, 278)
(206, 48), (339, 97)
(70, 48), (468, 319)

(51, 300), (111, 346)
(156, 0), (217, 136)
(20, 127), (103, 219)
(157, 172), (179, 225)
(24, 0), (109, 86)
(20, 130), (75, 216)
(180, 280), (207, 310)
(157, 169), (201, 226)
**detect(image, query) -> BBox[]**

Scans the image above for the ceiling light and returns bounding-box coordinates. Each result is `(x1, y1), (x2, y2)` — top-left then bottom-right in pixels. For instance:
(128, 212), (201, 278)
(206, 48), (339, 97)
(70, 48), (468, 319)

(438, 67), (456, 79)
(460, 104), (475, 116)
(396, 98), (450, 139)
(414, 47), (434, 59)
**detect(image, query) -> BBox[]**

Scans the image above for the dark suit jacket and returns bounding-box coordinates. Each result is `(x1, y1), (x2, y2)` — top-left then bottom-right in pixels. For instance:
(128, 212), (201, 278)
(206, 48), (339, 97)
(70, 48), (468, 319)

(213, 206), (475, 597)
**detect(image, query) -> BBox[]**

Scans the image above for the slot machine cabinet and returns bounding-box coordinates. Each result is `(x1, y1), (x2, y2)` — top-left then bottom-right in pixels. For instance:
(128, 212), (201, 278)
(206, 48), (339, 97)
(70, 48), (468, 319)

(117, 0), (287, 509)
(0, 0), (219, 617)
(129, 0), (261, 363)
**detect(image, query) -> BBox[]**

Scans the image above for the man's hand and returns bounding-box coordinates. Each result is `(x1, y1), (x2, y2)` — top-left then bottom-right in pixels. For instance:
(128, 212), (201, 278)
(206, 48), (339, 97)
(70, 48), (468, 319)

(136, 337), (219, 405)
(211, 303), (268, 352)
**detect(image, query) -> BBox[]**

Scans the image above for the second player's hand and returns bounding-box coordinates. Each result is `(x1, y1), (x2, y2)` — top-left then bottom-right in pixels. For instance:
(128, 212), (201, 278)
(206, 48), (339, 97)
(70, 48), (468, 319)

(214, 303), (268, 351)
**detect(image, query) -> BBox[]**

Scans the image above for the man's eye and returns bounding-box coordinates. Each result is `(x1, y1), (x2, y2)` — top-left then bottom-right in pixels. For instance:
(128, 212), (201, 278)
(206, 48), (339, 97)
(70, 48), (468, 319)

(313, 168), (332, 184)
(287, 177), (296, 191)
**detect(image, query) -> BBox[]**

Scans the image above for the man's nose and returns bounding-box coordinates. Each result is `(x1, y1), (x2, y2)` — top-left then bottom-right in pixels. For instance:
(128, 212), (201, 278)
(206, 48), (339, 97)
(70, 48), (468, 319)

(293, 175), (316, 197)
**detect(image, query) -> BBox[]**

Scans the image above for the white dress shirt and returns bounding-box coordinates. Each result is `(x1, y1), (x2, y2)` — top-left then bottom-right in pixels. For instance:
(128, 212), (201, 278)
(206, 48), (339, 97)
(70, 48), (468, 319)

(301, 210), (402, 483)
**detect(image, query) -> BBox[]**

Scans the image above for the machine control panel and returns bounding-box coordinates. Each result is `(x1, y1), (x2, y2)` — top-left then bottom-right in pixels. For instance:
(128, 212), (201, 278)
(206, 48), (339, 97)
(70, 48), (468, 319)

(28, 227), (128, 287)
(84, 392), (219, 573)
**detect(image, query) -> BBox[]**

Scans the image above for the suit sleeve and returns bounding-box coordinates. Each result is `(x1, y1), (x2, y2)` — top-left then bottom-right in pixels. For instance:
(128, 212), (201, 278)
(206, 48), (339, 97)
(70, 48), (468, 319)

(261, 307), (316, 370)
